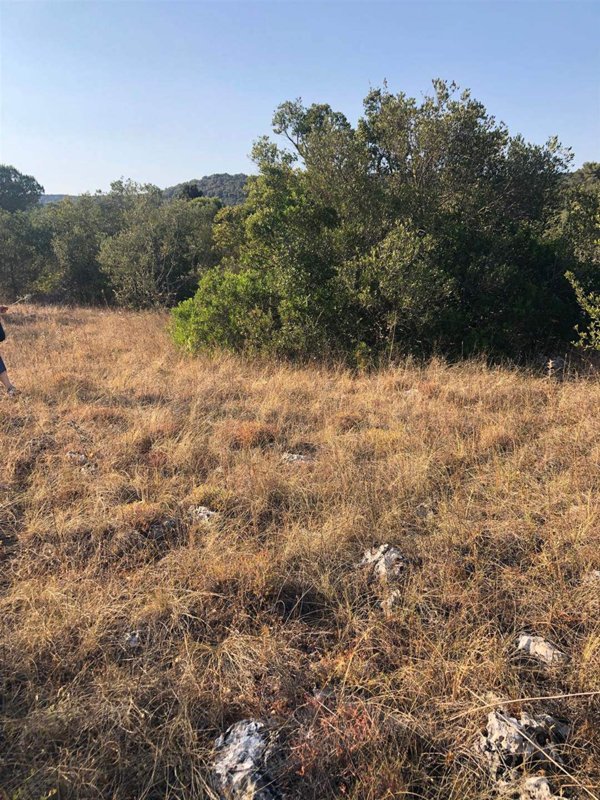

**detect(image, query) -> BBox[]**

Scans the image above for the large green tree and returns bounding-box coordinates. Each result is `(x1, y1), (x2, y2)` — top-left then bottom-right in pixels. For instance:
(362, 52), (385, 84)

(39, 195), (110, 302)
(0, 210), (45, 299)
(0, 165), (44, 212)
(174, 81), (575, 360)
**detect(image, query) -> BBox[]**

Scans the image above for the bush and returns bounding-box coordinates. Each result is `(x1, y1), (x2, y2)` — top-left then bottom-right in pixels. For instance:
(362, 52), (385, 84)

(171, 268), (274, 352)
(567, 272), (600, 350)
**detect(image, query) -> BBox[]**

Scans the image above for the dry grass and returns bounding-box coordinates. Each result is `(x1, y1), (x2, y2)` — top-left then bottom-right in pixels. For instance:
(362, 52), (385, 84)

(0, 305), (599, 799)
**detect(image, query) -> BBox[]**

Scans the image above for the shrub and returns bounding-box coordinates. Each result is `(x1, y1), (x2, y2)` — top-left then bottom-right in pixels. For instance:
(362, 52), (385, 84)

(567, 272), (600, 350)
(170, 267), (274, 353)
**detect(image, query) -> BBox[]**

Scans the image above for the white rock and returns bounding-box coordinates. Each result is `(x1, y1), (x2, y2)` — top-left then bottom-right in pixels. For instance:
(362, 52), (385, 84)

(189, 505), (218, 522)
(281, 452), (313, 464)
(361, 544), (408, 585)
(519, 776), (559, 800)
(66, 450), (98, 473)
(67, 450), (88, 465)
(516, 634), (567, 666)
(212, 719), (281, 800)
(124, 630), (141, 649)
(477, 709), (568, 781)
(380, 589), (403, 617)
(415, 501), (434, 521)
(546, 356), (566, 378)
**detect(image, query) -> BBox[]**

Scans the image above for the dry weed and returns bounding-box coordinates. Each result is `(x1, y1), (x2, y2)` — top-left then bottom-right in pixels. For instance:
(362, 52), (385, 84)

(0, 306), (598, 799)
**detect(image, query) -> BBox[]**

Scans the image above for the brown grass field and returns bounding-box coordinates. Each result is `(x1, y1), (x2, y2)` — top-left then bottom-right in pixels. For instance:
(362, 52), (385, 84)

(0, 305), (599, 799)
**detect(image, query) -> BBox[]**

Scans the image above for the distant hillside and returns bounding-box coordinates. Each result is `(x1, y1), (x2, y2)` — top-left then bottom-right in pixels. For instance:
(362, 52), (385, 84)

(40, 173), (249, 207)
(39, 194), (72, 205)
(163, 173), (248, 205)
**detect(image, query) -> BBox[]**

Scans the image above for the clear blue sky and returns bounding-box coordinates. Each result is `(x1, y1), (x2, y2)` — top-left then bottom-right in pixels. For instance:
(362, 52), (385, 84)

(0, 0), (598, 194)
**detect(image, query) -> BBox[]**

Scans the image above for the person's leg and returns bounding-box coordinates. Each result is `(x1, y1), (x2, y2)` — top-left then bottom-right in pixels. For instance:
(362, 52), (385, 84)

(0, 356), (15, 394)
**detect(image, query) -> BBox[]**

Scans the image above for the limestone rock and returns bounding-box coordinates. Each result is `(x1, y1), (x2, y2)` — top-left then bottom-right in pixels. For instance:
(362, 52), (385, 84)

(66, 450), (97, 473)
(380, 589), (403, 617)
(519, 776), (560, 800)
(477, 709), (568, 782)
(67, 450), (88, 465)
(188, 505), (218, 522)
(124, 630), (141, 649)
(516, 634), (567, 666)
(360, 544), (416, 615)
(584, 569), (600, 586)
(281, 452), (313, 464)
(212, 719), (282, 800)
(415, 501), (434, 520)
(546, 356), (566, 379)
(361, 544), (408, 586)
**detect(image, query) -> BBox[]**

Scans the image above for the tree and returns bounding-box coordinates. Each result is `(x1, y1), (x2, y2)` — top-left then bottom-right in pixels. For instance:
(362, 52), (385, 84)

(174, 80), (575, 360)
(163, 174), (248, 205)
(0, 211), (44, 299)
(35, 181), (165, 303)
(0, 165), (44, 212)
(99, 196), (221, 308)
(566, 273), (600, 350)
(38, 195), (111, 302)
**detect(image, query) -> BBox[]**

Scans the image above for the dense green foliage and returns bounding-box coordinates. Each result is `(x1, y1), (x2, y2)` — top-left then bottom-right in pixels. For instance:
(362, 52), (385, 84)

(174, 81), (599, 360)
(561, 164), (600, 350)
(0, 165), (44, 212)
(1, 82), (599, 356)
(0, 180), (222, 307)
(99, 194), (221, 307)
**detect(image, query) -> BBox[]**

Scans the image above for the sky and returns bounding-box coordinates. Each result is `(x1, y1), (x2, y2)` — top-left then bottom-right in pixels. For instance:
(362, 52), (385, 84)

(0, 0), (598, 195)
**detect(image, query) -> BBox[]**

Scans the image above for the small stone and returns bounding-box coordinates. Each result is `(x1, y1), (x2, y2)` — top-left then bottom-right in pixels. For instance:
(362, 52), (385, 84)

(282, 452), (313, 464)
(124, 630), (141, 649)
(415, 501), (434, 521)
(380, 589), (403, 617)
(189, 505), (218, 522)
(516, 634), (567, 666)
(312, 686), (336, 706)
(212, 719), (282, 800)
(361, 544), (409, 586)
(584, 569), (600, 585)
(67, 450), (88, 465)
(519, 776), (559, 800)
(546, 356), (566, 379)
(147, 518), (177, 540)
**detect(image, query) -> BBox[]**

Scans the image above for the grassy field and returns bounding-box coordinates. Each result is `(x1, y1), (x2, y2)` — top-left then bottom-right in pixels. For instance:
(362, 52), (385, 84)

(0, 306), (599, 799)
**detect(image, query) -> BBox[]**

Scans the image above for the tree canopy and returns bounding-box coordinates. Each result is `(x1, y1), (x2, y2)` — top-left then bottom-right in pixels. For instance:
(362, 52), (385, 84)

(174, 81), (590, 359)
(0, 165), (44, 212)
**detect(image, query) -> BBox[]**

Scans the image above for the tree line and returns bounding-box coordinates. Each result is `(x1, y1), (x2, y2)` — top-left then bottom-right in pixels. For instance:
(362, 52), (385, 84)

(0, 176), (222, 307)
(1, 81), (599, 359)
